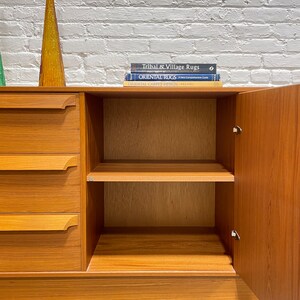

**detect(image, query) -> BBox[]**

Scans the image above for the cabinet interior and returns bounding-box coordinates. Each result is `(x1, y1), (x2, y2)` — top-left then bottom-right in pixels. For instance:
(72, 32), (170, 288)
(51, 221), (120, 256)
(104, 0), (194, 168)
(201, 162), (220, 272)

(84, 92), (236, 275)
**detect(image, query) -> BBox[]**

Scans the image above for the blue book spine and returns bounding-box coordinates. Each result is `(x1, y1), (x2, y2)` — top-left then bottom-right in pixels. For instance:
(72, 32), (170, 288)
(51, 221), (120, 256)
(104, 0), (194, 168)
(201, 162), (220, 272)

(131, 63), (217, 74)
(125, 73), (220, 81)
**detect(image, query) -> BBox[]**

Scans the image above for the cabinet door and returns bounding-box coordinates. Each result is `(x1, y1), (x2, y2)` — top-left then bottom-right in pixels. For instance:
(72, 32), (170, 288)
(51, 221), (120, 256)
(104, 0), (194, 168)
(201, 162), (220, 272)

(234, 85), (300, 300)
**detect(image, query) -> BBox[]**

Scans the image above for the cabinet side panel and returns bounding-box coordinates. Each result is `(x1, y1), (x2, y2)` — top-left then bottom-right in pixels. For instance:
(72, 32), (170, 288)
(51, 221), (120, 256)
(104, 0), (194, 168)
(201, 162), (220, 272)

(234, 85), (300, 300)
(215, 96), (236, 255)
(84, 94), (104, 268)
(86, 183), (104, 264)
(86, 95), (103, 172)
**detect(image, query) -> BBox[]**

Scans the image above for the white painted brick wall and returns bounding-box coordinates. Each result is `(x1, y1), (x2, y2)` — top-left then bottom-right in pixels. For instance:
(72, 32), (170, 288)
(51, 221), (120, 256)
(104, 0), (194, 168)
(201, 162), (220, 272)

(0, 0), (300, 86)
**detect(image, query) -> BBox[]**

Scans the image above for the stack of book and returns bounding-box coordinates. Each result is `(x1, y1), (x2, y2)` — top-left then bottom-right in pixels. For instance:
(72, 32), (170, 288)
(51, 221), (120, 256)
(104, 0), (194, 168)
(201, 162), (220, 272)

(123, 63), (222, 87)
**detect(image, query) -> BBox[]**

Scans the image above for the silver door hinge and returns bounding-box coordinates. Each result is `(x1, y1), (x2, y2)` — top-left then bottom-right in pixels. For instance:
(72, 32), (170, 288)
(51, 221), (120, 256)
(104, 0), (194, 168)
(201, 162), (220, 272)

(233, 126), (242, 135)
(231, 230), (241, 240)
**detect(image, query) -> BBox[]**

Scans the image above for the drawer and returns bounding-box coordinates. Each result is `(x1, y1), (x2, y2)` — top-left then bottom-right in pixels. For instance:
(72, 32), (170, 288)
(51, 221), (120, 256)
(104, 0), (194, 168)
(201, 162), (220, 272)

(0, 93), (80, 154)
(0, 155), (80, 213)
(0, 213), (81, 272)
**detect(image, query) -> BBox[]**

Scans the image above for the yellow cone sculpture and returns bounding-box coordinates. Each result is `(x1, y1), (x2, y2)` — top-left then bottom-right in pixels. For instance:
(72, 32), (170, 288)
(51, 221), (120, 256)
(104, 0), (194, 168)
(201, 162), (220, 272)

(39, 0), (65, 86)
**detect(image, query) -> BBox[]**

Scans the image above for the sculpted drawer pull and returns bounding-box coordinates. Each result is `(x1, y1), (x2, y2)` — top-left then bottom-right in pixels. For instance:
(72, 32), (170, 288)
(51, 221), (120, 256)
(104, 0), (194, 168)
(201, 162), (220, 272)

(0, 155), (78, 171)
(0, 94), (77, 109)
(0, 214), (79, 231)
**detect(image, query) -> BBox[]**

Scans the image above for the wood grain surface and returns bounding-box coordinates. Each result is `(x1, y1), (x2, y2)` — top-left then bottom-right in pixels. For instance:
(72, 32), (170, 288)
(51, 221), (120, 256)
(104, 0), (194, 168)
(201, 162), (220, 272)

(85, 182), (104, 269)
(79, 92), (88, 270)
(88, 228), (234, 275)
(0, 226), (81, 272)
(103, 98), (216, 160)
(104, 182), (215, 227)
(0, 277), (258, 299)
(85, 94), (103, 172)
(83, 94), (105, 269)
(234, 85), (300, 300)
(0, 86), (262, 95)
(88, 162), (234, 182)
(0, 155), (78, 171)
(0, 94), (76, 109)
(0, 214), (78, 231)
(0, 103), (80, 154)
(215, 96), (236, 255)
(0, 168), (80, 213)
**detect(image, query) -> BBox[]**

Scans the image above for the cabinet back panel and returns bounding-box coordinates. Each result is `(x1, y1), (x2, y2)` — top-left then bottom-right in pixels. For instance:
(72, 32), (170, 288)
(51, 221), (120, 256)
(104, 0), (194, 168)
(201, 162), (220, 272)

(103, 98), (216, 160)
(104, 183), (215, 227)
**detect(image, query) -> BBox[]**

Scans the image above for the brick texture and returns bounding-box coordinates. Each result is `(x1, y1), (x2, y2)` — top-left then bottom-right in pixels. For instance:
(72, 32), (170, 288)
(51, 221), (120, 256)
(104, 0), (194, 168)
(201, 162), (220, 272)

(0, 0), (299, 86)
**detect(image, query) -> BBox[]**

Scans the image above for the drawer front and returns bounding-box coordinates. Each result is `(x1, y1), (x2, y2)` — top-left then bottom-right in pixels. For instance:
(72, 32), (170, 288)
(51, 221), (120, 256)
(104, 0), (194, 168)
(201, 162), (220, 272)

(0, 156), (80, 213)
(0, 93), (80, 154)
(0, 214), (81, 272)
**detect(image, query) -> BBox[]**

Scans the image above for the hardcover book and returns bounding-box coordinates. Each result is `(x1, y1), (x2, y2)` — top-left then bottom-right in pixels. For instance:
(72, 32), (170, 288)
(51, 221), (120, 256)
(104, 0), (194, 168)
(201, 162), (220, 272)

(125, 73), (220, 81)
(131, 63), (217, 74)
(123, 81), (223, 87)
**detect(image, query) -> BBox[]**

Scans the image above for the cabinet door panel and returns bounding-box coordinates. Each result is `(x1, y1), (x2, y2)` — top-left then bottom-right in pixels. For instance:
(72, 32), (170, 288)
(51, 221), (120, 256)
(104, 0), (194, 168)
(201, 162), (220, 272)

(234, 85), (300, 300)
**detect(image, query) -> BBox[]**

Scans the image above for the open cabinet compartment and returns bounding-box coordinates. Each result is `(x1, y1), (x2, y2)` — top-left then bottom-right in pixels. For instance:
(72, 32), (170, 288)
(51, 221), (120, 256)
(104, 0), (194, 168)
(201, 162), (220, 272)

(84, 91), (236, 276)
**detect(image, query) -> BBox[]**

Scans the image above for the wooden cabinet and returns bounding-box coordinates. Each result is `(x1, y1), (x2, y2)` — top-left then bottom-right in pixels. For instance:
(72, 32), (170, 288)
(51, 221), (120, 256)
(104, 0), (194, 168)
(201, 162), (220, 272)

(0, 86), (298, 299)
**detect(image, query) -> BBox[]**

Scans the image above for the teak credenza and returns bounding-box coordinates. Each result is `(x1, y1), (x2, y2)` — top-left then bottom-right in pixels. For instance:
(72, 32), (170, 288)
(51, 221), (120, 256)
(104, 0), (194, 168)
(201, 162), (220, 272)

(0, 86), (299, 300)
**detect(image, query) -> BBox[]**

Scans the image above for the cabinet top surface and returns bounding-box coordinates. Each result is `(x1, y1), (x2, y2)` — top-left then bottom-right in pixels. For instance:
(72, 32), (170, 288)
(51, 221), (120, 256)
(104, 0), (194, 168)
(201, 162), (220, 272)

(0, 86), (266, 97)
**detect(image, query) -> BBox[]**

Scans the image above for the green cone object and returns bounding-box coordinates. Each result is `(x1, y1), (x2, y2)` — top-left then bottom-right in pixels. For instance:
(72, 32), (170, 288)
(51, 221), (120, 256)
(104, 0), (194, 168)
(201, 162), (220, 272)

(0, 53), (6, 86)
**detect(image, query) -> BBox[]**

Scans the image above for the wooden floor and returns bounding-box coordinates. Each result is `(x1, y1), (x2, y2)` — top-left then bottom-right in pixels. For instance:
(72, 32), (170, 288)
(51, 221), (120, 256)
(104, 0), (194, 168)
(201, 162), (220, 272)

(88, 227), (235, 276)
(0, 277), (258, 299)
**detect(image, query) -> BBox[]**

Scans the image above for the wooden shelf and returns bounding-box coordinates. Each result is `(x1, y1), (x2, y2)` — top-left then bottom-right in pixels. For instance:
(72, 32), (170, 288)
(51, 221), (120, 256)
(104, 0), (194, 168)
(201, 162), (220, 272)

(87, 162), (234, 182)
(88, 227), (235, 276)
(0, 214), (79, 231)
(0, 155), (78, 171)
